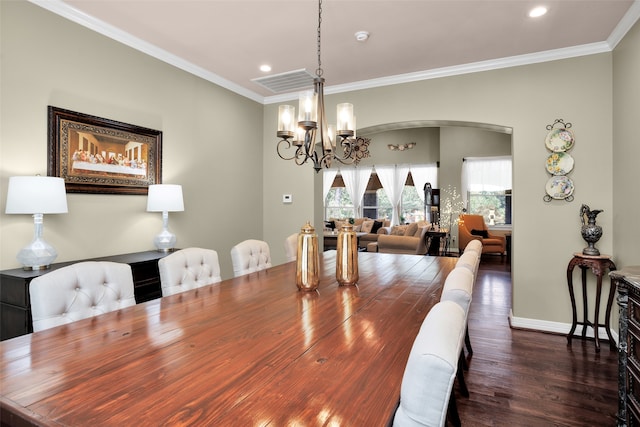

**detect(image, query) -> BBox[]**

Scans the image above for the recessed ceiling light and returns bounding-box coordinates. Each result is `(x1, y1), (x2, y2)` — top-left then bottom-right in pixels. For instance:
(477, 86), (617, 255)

(259, 64), (272, 72)
(355, 31), (369, 42)
(529, 6), (548, 18)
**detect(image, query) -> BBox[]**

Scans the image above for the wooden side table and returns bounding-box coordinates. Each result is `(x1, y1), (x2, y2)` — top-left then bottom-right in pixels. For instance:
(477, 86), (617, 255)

(566, 253), (617, 352)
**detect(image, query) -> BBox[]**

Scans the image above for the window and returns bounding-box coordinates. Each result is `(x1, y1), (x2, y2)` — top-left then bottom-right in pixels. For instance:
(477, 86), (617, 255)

(325, 186), (354, 219)
(461, 157), (512, 225)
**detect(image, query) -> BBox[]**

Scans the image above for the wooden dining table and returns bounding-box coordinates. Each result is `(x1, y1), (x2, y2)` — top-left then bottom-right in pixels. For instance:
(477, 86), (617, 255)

(0, 251), (456, 426)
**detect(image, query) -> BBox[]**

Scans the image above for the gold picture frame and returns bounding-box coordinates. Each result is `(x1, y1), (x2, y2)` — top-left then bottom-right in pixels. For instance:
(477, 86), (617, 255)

(48, 106), (162, 194)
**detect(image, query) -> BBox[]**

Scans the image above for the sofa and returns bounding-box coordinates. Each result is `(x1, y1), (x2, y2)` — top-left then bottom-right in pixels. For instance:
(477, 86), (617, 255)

(326, 217), (391, 247)
(368, 222), (430, 255)
(457, 214), (506, 256)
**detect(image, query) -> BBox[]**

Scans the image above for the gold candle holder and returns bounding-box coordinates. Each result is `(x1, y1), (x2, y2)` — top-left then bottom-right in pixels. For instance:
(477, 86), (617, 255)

(336, 223), (359, 286)
(296, 221), (320, 291)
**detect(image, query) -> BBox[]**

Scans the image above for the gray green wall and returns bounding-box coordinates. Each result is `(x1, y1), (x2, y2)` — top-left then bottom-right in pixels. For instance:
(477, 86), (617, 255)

(263, 53), (617, 326)
(0, 0), (263, 279)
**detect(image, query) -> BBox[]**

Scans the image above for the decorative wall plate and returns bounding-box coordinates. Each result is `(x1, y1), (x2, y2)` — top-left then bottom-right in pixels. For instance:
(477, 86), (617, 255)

(545, 176), (574, 199)
(545, 152), (575, 175)
(545, 128), (575, 152)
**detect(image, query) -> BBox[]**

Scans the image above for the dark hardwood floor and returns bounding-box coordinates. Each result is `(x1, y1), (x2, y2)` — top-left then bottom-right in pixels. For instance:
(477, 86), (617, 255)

(455, 255), (618, 427)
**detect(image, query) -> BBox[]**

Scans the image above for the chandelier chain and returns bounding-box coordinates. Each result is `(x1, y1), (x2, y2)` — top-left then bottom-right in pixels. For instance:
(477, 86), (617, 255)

(316, 0), (323, 77)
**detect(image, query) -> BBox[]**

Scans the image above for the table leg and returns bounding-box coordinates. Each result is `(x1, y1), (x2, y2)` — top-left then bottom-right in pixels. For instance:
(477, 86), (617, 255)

(605, 275), (617, 350)
(593, 272), (604, 353)
(566, 264), (578, 344)
(581, 267), (589, 339)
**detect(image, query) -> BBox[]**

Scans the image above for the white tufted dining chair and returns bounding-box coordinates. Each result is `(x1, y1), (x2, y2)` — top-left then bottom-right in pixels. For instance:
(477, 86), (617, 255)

(284, 233), (298, 262)
(158, 247), (222, 296)
(455, 251), (480, 278)
(441, 267), (476, 361)
(29, 261), (136, 332)
(463, 239), (483, 256)
(230, 239), (272, 277)
(392, 300), (466, 427)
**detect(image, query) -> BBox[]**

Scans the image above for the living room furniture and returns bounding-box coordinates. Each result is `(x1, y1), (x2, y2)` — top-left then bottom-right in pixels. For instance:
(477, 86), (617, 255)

(284, 233), (298, 262)
(0, 252), (458, 426)
(158, 247), (222, 296)
(566, 253), (617, 352)
(29, 261), (136, 332)
(230, 239), (272, 277)
(391, 300), (466, 427)
(0, 250), (172, 341)
(425, 229), (448, 256)
(612, 266), (640, 426)
(457, 214), (506, 256)
(372, 223), (429, 255)
(323, 231), (368, 251)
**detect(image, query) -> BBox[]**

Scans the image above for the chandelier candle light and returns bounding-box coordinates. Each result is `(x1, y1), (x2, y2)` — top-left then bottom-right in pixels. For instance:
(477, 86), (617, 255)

(276, 0), (369, 172)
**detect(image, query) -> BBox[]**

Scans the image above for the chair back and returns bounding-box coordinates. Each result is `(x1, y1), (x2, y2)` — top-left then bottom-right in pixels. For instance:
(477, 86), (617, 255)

(440, 267), (474, 314)
(456, 251), (480, 277)
(158, 247), (222, 296)
(460, 214), (487, 232)
(230, 239), (272, 277)
(463, 239), (483, 255)
(393, 300), (466, 427)
(29, 261), (136, 332)
(284, 233), (298, 262)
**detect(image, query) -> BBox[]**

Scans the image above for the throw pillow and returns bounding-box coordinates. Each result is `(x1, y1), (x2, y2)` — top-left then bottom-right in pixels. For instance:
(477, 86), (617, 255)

(361, 220), (374, 233)
(391, 225), (408, 236)
(371, 220), (384, 234)
(404, 222), (419, 237)
(471, 229), (489, 238)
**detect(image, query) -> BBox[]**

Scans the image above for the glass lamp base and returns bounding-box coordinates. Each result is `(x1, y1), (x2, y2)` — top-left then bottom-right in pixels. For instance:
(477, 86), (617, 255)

(153, 229), (176, 253)
(17, 237), (57, 270)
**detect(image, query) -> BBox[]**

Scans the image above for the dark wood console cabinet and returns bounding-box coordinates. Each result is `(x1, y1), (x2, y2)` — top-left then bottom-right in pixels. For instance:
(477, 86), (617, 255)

(613, 266), (640, 426)
(0, 250), (171, 341)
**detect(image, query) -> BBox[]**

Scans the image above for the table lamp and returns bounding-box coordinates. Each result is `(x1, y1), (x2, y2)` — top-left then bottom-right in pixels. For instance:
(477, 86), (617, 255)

(146, 184), (184, 252)
(5, 176), (68, 270)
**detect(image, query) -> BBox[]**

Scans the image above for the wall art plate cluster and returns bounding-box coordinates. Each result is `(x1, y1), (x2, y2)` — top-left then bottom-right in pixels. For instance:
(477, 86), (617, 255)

(543, 119), (575, 202)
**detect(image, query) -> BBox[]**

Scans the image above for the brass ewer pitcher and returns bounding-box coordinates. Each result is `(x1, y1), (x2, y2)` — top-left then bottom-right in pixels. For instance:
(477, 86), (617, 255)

(296, 221), (320, 291)
(336, 223), (359, 286)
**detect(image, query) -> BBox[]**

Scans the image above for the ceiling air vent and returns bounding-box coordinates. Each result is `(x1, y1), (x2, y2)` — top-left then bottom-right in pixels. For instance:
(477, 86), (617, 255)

(252, 69), (315, 94)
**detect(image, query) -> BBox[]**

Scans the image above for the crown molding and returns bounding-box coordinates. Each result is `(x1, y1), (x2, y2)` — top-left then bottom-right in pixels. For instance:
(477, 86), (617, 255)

(28, 0), (265, 104)
(30, 0), (640, 106)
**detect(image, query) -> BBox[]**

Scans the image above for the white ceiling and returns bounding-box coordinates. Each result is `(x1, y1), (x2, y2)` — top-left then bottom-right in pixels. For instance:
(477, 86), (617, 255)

(33, 0), (640, 103)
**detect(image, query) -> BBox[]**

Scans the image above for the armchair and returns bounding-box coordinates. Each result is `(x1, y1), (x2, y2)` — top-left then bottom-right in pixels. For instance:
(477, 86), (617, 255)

(458, 214), (506, 256)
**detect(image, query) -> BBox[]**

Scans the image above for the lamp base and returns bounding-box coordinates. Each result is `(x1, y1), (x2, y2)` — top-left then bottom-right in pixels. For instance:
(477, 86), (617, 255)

(153, 229), (177, 253)
(17, 237), (57, 271)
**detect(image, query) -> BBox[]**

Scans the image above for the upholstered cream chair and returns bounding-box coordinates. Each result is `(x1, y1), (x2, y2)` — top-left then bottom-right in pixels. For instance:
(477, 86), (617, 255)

(284, 233), (298, 262)
(158, 247), (222, 296)
(392, 300), (467, 427)
(456, 251), (480, 279)
(457, 214), (506, 256)
(29, 261), (136, 332)
(230, 239), (272, 277)
(441, 267), (476, 361)
(463, 239), (483, 256)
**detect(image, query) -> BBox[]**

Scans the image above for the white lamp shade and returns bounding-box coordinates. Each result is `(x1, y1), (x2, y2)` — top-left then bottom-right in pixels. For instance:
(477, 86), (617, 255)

(146, 184), (184, 212)
(5, 176), (68, 214)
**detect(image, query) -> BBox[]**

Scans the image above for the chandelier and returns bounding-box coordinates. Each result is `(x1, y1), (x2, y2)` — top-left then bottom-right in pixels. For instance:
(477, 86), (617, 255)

(276, 0), (370, 172)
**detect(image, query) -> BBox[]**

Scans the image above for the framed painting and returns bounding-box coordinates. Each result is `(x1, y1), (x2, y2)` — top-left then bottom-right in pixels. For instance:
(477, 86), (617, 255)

(48, 106), (162, 194)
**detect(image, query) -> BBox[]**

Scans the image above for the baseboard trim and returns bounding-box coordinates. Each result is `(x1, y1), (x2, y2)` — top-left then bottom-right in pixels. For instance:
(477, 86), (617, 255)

(508, 309), (619, 345)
